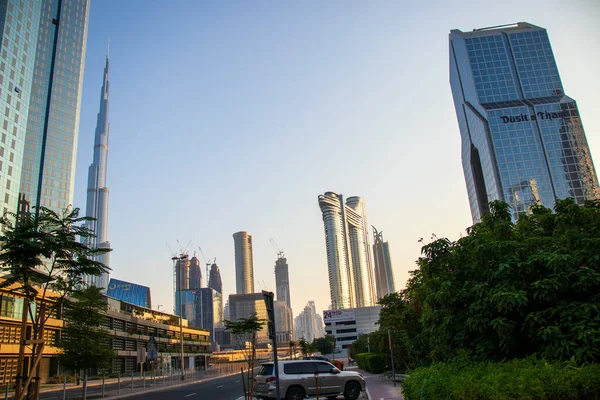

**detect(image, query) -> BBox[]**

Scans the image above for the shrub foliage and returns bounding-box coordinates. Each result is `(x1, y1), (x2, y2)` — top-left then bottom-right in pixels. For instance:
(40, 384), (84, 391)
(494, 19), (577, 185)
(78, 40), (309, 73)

(402, 357), (600, 400)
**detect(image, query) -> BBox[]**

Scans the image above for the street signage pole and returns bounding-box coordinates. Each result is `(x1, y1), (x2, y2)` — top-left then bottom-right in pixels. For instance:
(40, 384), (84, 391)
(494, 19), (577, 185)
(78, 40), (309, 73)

(262, 291), (281, 400)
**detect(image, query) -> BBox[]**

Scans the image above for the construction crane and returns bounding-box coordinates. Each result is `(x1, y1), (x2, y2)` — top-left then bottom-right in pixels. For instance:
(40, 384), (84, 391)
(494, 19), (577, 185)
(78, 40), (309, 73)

(269, 238), (285, 259)
(198, 247), (213, 287)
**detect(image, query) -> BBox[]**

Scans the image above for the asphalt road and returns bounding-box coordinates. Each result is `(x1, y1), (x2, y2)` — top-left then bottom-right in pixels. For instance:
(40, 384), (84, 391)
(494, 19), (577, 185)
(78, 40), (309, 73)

(8, 369), (241, 400)
(120, 373), (245, 400)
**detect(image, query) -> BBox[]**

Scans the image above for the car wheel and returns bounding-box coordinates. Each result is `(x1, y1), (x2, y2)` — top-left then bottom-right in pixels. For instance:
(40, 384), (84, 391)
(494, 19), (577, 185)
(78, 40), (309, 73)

(343, 381), (361, 400)
(285, 385), (305, 400)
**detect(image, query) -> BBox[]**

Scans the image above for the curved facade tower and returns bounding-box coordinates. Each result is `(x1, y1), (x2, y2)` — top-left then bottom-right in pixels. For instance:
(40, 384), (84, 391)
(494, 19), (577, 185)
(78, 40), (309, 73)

(82, 52), (111, 290)
(233, 231), (255, 294)
(318, 192), (376, 309)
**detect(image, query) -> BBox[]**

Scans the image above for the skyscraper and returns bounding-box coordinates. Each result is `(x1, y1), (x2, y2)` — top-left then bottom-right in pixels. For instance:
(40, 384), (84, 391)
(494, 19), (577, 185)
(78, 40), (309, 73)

(293, 301), (324, 342)
(372, 227), (396, 300)
(0, 0), (42, 215)
(208, 263), (223, 294)
(233, 231), (254, 294)
(274, 300), (293, 344)
(19, 0), (91, 212)
(189, 255), (202, 290)
(274, 255), (291, 309)
(82, 52), (111, 289)
(318, 192), (376, 309)
(450, 22), (599, 222)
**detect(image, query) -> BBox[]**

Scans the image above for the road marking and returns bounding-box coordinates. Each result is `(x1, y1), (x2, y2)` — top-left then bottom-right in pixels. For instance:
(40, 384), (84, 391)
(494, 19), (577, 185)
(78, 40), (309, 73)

(217, 384), (224, 388)
(184, 393), (196, 397)
(235, 380), (240, 383)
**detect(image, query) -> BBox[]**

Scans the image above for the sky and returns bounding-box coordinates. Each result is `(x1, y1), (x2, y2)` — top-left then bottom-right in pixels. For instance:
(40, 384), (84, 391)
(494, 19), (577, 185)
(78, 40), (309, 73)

(73, 0), (600, 318)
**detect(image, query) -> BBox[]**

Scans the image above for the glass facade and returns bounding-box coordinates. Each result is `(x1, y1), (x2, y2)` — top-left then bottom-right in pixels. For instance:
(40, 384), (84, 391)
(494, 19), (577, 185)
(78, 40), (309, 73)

(450, 22), (599, 221)
(106, 278), (152, 309)
(0, 0), (42, 215)
(19, 0), (90, 211)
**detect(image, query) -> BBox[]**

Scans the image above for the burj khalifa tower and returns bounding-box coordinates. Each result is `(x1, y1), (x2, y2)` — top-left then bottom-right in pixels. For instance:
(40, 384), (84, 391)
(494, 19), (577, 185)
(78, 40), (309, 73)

(82, 51), (111, 290)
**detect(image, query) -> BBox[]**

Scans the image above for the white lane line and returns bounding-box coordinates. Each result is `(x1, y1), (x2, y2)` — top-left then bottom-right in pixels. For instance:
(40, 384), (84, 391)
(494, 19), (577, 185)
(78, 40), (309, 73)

(216, 384), (224, 388)
(184, 393), (196, 397)
(235, 380), (240, 383)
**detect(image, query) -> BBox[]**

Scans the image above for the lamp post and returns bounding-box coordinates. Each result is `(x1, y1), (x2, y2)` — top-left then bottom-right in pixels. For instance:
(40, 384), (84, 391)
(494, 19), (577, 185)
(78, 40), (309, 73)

(172, 254), (188, 381)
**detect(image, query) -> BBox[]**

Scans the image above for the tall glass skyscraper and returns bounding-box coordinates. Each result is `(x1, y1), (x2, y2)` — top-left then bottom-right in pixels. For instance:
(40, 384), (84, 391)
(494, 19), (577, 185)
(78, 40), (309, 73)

(233, 231), (255, 294)
(274, 255), (291, 309)
(19, 0), (90, 212)
(82, 52), (111, 290)
(0, 0), (42, 215)
(450, 22), (599, 221)
(372, 227), (395, 300)
(318, 192), (376, 309)
(208, 263), (223, 294)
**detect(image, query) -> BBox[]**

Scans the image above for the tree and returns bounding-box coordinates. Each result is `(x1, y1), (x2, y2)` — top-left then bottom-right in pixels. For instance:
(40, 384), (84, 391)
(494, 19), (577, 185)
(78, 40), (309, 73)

(58, 286), (114, 399)
(313, 335), (336, 356)
(288, 340), (297, 359)
(298, 337), (309, 357)
(223, 314), (266, 400)
(0, 207), (110, 400)
(414, 198), (600, 364)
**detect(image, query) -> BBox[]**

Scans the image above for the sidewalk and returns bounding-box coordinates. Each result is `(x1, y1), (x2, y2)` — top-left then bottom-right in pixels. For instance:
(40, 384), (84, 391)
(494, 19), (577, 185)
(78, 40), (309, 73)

(346, 365), (404, 400)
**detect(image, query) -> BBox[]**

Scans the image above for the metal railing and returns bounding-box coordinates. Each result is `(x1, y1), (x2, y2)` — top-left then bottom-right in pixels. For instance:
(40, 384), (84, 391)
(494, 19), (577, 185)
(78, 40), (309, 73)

(4, 362), (242, 400)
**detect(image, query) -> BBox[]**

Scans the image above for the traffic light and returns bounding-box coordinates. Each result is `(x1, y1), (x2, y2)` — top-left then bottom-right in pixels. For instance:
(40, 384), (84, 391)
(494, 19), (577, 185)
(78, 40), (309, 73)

(262, 290), (275, 340)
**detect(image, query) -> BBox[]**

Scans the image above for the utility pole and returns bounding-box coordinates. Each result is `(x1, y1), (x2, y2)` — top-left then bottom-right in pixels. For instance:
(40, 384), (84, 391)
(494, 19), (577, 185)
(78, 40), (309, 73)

(172, 254), (188, 381)
(263, 291), (280, 400)
(388, 329), (395, 387)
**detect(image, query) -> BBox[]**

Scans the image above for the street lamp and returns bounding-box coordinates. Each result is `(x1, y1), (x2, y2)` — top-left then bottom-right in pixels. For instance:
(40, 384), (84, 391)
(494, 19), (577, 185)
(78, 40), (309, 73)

(172, 254), (188, 381)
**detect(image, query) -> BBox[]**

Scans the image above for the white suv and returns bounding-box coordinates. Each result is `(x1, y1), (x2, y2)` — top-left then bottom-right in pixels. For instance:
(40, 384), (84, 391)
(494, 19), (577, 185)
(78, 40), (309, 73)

(254, 360), (366, 400)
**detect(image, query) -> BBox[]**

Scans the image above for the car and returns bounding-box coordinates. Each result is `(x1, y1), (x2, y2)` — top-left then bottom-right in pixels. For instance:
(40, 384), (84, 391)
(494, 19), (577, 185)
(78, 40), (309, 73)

(303, 355), (329, 361)
(254, 359), (365, 400)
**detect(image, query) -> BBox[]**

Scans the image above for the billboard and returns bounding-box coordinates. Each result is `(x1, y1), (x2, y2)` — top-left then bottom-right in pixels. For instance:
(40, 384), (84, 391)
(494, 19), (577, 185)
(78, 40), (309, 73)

(323, 309), (356, 323)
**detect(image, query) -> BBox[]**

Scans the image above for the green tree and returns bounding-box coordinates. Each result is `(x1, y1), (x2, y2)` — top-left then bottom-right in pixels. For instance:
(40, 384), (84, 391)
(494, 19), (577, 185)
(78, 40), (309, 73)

(312, 335), (336, 356)
(59, 286), (114, 399)
(0, 207), (110, 400)
(374, 291), (428, 372)
(414, 199), (600, 364)
(288, 340), (297, 359)
(298, 337), (309, 357)
(223, 314), (266, 400)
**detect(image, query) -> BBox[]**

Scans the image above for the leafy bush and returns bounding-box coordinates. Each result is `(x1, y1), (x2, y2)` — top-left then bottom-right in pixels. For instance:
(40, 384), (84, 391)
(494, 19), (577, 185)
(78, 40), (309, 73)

(355, 352), (388, 374)
(402, 357), (600, 400)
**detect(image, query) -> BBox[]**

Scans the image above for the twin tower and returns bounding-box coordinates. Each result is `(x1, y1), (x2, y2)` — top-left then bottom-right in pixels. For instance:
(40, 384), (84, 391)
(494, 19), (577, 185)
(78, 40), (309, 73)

(318, 192), (395, 310)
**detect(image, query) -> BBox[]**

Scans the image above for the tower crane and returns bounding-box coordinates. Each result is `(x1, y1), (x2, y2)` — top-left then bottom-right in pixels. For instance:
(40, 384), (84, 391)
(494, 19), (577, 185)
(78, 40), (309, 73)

(269, 238), (285, 259)
(198, 247), (213, 287)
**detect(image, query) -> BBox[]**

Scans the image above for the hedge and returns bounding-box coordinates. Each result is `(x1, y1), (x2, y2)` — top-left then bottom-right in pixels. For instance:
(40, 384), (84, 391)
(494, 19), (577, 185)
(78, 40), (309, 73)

(355, 352), (388, 374)
(402, 358), (600, 400)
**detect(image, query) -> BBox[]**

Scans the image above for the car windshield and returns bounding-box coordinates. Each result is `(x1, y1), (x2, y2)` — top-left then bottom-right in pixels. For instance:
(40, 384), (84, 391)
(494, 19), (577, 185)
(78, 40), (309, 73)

(258, 364), (274, 376)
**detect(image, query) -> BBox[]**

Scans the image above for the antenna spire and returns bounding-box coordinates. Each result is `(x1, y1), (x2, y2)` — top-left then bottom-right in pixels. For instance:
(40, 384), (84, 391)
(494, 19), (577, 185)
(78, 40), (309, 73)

(107, 37), (110, 59)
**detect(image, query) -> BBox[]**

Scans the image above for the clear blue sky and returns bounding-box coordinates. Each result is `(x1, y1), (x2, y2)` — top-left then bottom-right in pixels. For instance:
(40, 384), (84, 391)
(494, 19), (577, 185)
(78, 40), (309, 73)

(73, 0), (600, 317)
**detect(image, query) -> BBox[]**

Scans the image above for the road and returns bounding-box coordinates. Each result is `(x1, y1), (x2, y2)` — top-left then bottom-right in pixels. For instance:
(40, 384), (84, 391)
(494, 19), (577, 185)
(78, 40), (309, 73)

(121, 373), (244, 400)
(9, 369), (242, 400)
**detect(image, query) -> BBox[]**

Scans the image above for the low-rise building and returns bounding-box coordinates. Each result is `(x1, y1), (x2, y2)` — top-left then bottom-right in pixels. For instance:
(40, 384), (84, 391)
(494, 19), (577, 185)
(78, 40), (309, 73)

(323, 306), (381, 350)
(0, 281), (211, 384)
